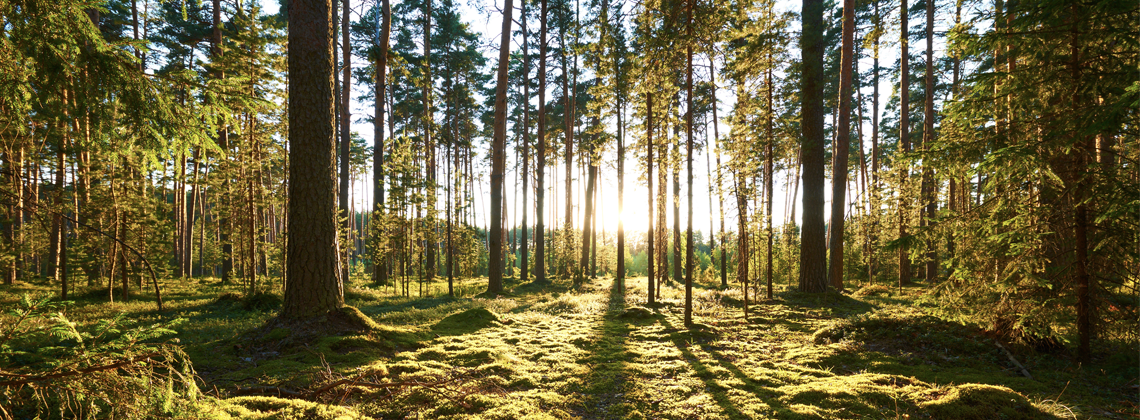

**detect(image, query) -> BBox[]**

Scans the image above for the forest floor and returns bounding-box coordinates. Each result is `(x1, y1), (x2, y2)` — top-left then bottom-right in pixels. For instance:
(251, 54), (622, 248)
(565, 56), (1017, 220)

(2, 274), (1136, 419)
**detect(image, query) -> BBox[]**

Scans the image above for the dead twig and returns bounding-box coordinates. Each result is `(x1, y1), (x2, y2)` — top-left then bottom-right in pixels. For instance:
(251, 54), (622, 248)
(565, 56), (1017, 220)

(995, 341), (1033, 380)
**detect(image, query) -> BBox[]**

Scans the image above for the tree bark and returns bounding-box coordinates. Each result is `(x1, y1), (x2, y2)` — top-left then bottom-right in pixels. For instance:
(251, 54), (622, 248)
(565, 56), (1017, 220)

(898, 0), (912, 287)
(683, 0), (694, 327)
(534, 0), (548, 284)
(487, 0), (514, 296)
(827, 0), (855, 291)
(282, 0), (344, 318)
(921, 0), (937, 283)
(339, 0), (353, 284)
(520, 0), (530, 283)
(372, 0), (390, 285)
(646, 92), (656, 304)
(798, 0), (827, 293)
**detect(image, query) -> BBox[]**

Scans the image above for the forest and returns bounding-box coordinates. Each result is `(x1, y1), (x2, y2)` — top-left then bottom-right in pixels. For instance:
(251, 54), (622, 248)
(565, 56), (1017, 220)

(0, 0), (1137, 417)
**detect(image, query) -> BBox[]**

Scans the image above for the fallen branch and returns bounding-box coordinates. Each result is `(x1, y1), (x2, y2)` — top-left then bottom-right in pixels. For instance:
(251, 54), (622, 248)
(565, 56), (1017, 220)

(995, 341), (1033, 380)
(0, 353), (161, 387)
(231, 386), (305, 399)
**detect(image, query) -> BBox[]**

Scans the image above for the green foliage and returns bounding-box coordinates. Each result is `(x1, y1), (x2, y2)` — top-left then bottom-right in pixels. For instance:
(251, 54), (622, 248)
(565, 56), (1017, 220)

(0, 294), (197, 419)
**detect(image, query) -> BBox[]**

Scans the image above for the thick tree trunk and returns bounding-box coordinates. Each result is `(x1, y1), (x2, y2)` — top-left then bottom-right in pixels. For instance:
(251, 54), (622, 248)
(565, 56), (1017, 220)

(798, 0), (827, 293)
(487, 0), (514, 296)
(282, 0), (344, 318)
(827, 0), (855, 291)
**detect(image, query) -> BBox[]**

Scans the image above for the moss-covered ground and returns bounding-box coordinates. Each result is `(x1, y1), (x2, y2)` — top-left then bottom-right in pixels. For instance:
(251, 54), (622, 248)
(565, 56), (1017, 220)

(2, 275), (1135, 419)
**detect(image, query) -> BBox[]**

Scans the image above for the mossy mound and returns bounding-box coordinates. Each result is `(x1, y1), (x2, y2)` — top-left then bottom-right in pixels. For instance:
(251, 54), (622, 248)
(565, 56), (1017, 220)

(617, 306), (655, 319)
(812, 307), (990, 358)
(209, 396), (369, 420)
(918, 384), (1042, 419)
(431, 307), (500, 336)
(852, 284), (893, 297)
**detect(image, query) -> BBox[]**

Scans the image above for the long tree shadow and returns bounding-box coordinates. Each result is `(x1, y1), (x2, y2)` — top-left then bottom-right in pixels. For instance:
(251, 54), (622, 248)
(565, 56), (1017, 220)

(570, 278), (654, 419)
(656, 315), (796, 419)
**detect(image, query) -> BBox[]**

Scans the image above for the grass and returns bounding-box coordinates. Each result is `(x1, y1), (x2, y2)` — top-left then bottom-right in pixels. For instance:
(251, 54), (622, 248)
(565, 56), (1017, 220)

(1, 274), (1135, 419)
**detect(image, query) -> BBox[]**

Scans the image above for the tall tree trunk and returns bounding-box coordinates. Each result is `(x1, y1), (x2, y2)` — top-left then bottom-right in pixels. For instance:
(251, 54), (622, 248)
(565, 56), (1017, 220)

(710, 58), (726, 289)
(1068, 4), (1091, 363)
(897, 0), (912, 287)
(765, 41), (774, 299)
(798, 0), (827, 293)
(373, 0), (390, 285)
(487, 0), (514, 296)
(577, 160), (595, 285)
(734, 173), (748, 317)
(562, 6), (574, 264)
(921, 0), (937, 283)
(869, 0), (881, 283)
(827, 0), (855, 291)
(615, 66), (625, 287)
(683, 0), (694, 327)
(535, 0), (548, 283)
(282, 0), (344, 318)
(339, 0), (352, 284)
(646, 93), (655, 304)
(423, 0), (436, 285)
(520, 0), (530, 283)
(672, 135), (680, 286)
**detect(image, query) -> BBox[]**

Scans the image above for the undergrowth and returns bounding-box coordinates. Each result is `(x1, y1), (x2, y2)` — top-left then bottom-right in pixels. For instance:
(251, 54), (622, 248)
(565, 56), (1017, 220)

(0, 275), (1135, 419)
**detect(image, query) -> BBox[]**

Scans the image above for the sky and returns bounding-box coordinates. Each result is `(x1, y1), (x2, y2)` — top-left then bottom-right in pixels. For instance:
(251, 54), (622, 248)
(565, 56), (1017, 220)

(258, 0), (947, 244)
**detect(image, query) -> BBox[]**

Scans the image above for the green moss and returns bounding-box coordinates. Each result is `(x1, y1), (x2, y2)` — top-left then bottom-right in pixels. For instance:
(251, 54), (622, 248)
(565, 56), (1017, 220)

(265, 327), (291, 341)
(218, 396), (369, 419)
(431, 306), (500, 336)
(919, 384), (1045, 419)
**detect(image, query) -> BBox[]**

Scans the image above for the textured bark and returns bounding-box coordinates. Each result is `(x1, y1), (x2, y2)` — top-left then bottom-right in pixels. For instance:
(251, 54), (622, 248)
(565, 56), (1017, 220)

(282, 0), (344, 318)
(562, 9), (574, 246)
(534, 0), (548, 283)
(646, 93), (655, 304)
(734, 174), (748, 317)
(683, 0), (694, 327)
(921, 0), (937, 283)
(372, 0), (390, 285)
(339, 0), (352, 284)
(765, 43), (774, 299)
(898, 0), (912, 287)
(487, 0), (514, 296)
(577, 162), (596, 286)
(672, 136), (680, 286)
(615, 75), (625, 286)
(520, 0), (530, 283)
(710, 58), (726, 289)
(827, 0), (855, 291)
(869, 0), (880, 283)
(798, 0), (827, 293)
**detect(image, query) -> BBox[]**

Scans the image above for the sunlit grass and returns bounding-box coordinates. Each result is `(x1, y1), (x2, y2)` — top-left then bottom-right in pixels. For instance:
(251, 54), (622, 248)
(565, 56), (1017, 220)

(2, 273), (1132, 419)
